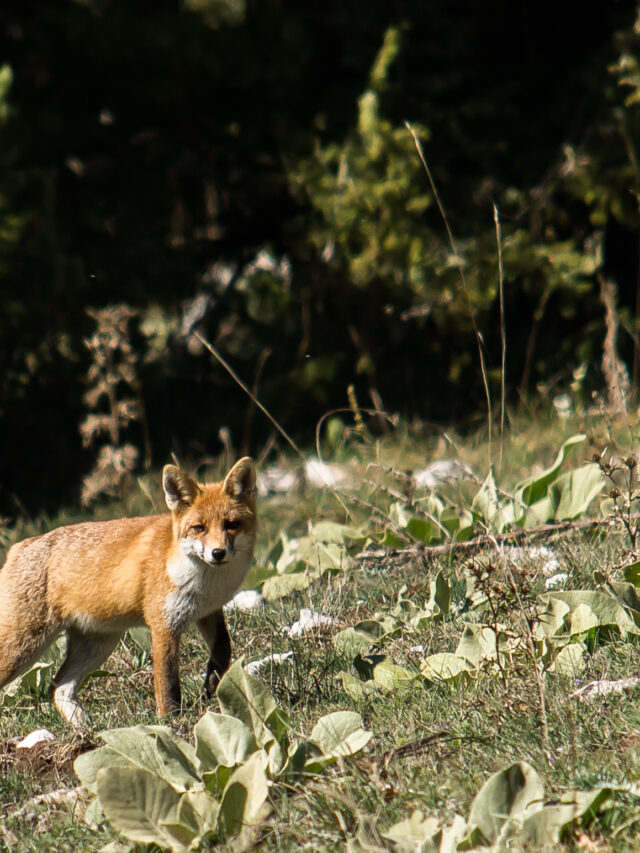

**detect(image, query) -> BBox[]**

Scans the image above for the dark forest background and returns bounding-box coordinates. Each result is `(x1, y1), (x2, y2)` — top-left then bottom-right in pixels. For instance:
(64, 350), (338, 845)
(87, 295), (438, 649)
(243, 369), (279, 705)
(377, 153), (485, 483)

(1, 0), (640, 516)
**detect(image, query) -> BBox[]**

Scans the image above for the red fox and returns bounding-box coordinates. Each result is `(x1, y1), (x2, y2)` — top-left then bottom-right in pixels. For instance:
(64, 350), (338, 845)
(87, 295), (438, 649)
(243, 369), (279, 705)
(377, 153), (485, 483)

(0, 457), (257, 729)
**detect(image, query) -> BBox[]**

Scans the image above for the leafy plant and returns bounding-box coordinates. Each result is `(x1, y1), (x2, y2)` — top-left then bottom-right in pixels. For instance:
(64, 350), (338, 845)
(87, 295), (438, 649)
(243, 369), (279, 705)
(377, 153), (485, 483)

(334, 548), (640, 714)
(371, 434), (604, 548)
(348, 761), (620, 851)
(74, 659), (371, 851)
(252, 519), (368, 600)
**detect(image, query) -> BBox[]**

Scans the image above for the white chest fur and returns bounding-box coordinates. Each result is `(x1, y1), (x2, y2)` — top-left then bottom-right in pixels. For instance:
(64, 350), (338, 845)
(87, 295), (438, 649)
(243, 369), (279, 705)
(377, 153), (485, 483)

(164, 551), (252, 632)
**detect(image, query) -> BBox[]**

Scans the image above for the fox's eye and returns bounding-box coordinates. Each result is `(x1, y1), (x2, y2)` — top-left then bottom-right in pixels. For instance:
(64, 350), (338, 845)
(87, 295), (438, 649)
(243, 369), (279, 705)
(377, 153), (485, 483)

(224, 519), (240, 531)
(190, 524), (206, 534)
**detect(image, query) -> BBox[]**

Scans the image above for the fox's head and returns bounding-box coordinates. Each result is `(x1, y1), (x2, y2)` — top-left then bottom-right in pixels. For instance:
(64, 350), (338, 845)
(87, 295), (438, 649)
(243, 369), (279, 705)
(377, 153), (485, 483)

(162, 457), (257, 568)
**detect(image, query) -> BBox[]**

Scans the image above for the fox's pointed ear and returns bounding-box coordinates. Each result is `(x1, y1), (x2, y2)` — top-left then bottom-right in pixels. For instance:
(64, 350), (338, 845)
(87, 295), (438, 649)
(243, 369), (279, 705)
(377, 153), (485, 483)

(163, 465), (200, 511)
(222, 457), (257, 500)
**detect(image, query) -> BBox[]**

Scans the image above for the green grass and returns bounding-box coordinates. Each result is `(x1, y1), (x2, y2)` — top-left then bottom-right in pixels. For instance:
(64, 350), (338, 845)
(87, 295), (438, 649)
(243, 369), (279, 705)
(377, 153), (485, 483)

(3, 414), (640, 850)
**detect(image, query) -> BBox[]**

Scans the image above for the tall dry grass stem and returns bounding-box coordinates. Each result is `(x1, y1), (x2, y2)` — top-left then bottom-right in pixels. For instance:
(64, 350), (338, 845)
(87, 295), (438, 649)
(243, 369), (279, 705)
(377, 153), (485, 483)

(405, 121), (493, 461)
(494, 204), (506, 472)
(193, 331), (353, 515)
(193, 331), (305, 460)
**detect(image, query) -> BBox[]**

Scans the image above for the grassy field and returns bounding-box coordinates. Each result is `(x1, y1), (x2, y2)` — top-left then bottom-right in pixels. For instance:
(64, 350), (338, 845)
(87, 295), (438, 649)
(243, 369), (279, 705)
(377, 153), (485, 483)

(3, 413), (640, 851)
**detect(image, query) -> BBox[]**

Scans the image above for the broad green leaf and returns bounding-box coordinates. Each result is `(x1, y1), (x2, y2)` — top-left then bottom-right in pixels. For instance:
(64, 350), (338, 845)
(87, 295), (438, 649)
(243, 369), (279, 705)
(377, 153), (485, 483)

(96, 766), (189, 851)
(265, 734), (289, 777)
(389, 502), (443, 544)
(75, 746), (136, 795)
(608, 581), (640, 624)
(519, 461), (602, 527)
(340, 671), (378, 701)
(216, 659), (284, 749)
(333, 627), (377, 656)
(548, 642), (585, 677)
(217, 751), (270, 839)
(310, 521), (368, 545)
(494, 501), (519, 532)
(362, 615), (403, 636)
(420, 653), (472, 682)
(429, 570), (451, 616)
(599, 496), (616, 517)
(261, 569), (314, 601)
(175, 789), (219, 839)
(466, 762), (544, 845)
(569, 602), (598, 634)
(2, 661), (52, 700)
(545, 591), (640, 637)
(550, 463), (604, 520)
(440, 508), (475, 541)
(306, 711), (372, 770)
(243, 563), (278, 589)
(424, 493), (446, 516)
(265, 704), (290, 746)
(126, 627), (152, 653)
(97, 726), (200, 792)
(623, 561), (640, 586)
(287, 738), (312, 774)
(296, 539), (353, 572)
(520, 494), (555, 527)
(383, 811), (468, 853)
(275, 533), (305, 573)
(337, 617), (402, 657)
(521, 789), (610, 846)
(355, 618), (390, 637)
(518, 495), (556, 527)
(383, 811), (442, 848)
(379, 528), (408, 548)
(194, 712), (257, 774)
(389, 502), (418, 528)
(435, 814), (470, 853)
(406, 516), (441, 544)
(400, 572), (452, 627)
(372, 659), (417, 691)
(83, 795), (105, 829)
(456, 623), (503, 666)
(516, 434), (586, 505)
(392, 594), (421, 621)
(471, 467), (500, 524)
(534, 596), (571, 639)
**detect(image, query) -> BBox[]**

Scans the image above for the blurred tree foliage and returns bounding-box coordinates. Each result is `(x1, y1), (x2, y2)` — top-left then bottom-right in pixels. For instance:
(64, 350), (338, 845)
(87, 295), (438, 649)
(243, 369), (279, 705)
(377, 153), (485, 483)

(0, 0), (638, 514)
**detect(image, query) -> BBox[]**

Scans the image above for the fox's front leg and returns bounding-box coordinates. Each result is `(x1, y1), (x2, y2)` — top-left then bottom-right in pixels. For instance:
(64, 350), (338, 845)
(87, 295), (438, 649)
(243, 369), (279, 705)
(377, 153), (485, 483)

(150, 627), (182, 715)
(197, 609), (231, 698)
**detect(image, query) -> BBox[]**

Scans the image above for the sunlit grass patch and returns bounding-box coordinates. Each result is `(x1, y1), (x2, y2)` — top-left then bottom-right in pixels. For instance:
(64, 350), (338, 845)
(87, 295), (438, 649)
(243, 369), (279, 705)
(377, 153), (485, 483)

(3, 415), (640, 848)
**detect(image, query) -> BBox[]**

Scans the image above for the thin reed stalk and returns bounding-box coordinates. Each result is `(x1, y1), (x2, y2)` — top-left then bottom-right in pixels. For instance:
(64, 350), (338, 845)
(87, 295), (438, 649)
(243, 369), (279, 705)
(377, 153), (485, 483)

(405, 121), (493, 461)
(193, 331), (305, 460)
(494, 204), (506, 471)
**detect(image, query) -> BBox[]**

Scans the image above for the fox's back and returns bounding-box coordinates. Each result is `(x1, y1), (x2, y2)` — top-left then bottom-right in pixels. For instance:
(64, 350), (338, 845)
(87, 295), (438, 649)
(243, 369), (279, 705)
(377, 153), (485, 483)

(1, 514), (174, 625)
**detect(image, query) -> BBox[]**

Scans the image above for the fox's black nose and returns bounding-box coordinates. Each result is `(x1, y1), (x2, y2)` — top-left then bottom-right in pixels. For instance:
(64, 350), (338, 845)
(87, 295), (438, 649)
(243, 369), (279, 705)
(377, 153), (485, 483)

(211, 548), (226, 563)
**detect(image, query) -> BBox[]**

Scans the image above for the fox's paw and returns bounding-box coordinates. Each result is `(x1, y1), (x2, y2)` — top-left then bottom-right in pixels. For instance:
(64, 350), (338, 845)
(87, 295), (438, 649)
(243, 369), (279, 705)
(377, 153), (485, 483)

(51, 684), (89, 732)
(203, 667), (223, 699)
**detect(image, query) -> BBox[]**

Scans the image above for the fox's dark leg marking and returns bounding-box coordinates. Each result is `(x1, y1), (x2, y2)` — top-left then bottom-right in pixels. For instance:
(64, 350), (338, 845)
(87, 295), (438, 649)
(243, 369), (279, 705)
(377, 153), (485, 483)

(197, 609), (232, 697)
